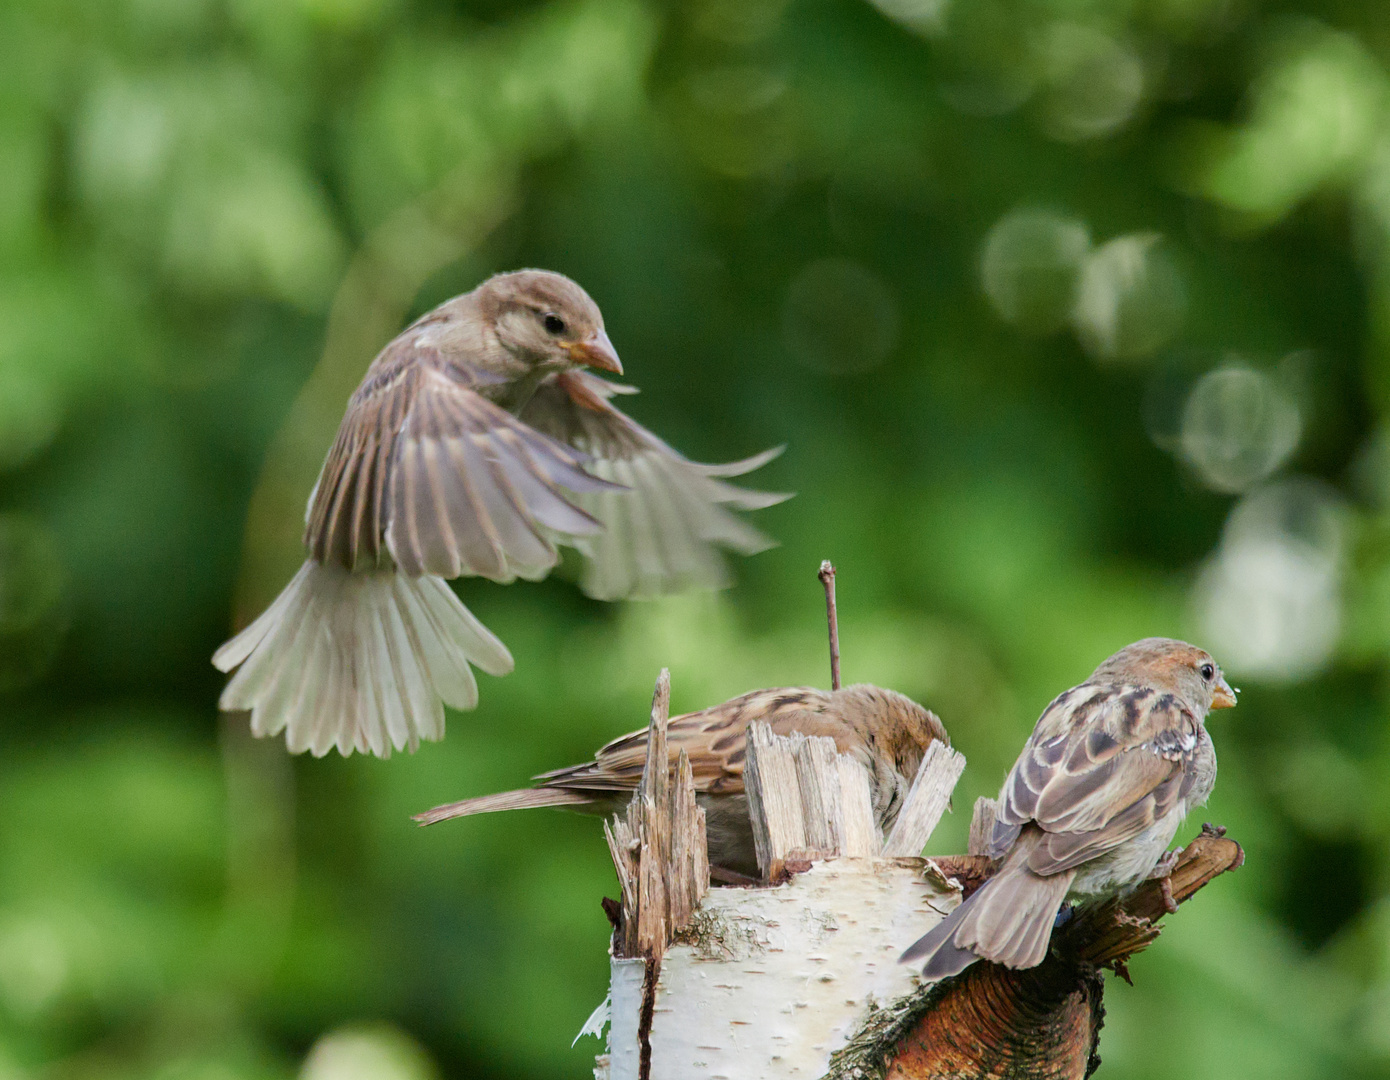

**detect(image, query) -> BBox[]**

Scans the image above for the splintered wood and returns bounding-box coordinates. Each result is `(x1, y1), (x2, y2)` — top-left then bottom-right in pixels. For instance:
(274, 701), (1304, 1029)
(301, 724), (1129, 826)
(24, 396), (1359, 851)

(968, 796), (998, 857)
(741, 722), (963, 876)
(882, 741), (968, 857)
(603, 669), (709, 959)
(599, 708), (969, 1080)
(594, 668), (1245, 1080)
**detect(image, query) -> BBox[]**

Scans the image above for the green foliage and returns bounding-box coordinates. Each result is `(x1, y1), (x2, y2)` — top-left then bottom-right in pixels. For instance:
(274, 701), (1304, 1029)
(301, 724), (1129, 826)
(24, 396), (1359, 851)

(2, 0), (1390, 1075)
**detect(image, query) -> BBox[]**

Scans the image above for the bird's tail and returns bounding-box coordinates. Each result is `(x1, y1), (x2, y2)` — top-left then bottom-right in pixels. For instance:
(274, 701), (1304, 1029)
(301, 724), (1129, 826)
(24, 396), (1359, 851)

(902, 836), (1075, 979)
(412, 787), (596, 825)
(213, 560), (514, 758)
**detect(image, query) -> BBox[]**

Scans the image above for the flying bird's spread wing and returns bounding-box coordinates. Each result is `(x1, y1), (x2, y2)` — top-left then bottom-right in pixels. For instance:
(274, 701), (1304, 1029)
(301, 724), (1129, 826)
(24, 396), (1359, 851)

(520, 370), (791, 600)
(304, 341), (618, 581)
(990, 684), (1203, 875)
(220, 269), (796, 760)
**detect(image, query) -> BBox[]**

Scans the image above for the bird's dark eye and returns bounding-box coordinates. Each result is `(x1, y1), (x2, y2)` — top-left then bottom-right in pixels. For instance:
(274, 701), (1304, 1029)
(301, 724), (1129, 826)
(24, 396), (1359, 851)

(1200, 663), (1215, 681)
(543, 313), (566, 335)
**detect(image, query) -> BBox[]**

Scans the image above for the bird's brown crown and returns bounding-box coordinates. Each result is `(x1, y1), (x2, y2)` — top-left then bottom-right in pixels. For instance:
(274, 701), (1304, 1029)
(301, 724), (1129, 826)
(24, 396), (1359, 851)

(838, 683), (949, 781)
(452, 269), (622, 377)
(1089, 637), (1234, 714)
(479, 270), (599, 325)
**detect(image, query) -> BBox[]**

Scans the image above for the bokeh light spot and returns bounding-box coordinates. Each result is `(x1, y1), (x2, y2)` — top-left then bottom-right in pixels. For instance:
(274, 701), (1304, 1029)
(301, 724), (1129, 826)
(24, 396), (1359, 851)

(1071, 233), (1185, 362)
(864, 0), (950, 38)
(0, 366), (61, 471)
(980, 207), (1090, 335)
(1179, 364), (1302, 493)
(1036, 24), (1146, 143)
(1201, 23), (1386, 221)
(301, 1026), (439, 1080)
(1195, 478), (1345, 682)
(0, 916), (68, 1020)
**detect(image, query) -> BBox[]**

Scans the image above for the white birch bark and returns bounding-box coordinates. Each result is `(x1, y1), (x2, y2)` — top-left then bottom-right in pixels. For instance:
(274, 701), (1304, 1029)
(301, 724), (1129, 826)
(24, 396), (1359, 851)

(599, 859), (958, 1079)
(593, 715), (967, 1080)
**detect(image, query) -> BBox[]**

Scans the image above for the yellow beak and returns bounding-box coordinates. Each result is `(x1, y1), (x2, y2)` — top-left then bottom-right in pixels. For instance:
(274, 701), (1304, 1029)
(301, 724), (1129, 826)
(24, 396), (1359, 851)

(1211, 675), (1237, 709)
(567, 328), (622, 375)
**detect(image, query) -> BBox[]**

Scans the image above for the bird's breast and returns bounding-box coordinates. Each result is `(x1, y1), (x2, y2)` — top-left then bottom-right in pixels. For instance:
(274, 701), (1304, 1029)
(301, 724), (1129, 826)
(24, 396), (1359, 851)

(1067, 809), (1185, 899)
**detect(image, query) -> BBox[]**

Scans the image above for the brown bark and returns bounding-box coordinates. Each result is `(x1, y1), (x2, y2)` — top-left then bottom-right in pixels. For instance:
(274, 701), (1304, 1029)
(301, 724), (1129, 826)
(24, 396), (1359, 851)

(882, 825), (1244, 1080)
(888, 961), (1103, 1080)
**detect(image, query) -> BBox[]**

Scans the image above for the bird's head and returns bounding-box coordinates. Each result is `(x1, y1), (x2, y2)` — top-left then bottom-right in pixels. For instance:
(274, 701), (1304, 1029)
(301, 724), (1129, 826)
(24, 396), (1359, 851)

(477, 269), (622, 375)
(1091, 637), (1237, 716)
(838, 684), (951, 788)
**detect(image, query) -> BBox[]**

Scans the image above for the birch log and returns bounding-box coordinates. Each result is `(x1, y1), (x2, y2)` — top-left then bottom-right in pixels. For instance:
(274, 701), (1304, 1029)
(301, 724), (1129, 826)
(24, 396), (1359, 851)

(597, 698), (967, 1080)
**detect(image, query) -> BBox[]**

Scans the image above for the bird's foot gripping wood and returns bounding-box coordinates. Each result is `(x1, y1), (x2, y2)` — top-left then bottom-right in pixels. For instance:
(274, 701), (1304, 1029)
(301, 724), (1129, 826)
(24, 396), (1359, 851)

(1146, 849), (1182, 914)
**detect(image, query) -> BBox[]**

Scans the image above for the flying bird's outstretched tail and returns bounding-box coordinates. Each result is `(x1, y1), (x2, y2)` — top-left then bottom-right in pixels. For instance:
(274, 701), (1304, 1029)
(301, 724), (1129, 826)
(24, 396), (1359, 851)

(214, 561), (513, 757)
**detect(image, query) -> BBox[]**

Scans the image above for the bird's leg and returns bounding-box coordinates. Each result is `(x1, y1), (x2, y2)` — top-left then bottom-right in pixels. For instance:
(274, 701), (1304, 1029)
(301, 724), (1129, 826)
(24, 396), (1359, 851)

(1148, 849), (1181, 913)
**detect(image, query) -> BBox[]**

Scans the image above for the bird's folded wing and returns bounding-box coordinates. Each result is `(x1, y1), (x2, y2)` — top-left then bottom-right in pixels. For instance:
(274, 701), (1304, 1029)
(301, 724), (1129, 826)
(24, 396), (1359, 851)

(305, 347), (619, 582)
(533, 687), (837, 797)
(519, 370), (792, 600)
(990, 684), (1200, 874)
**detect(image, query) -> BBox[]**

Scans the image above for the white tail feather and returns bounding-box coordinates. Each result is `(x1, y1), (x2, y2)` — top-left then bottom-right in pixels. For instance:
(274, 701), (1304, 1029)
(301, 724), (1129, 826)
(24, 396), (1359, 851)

(214, 560), (514, 758)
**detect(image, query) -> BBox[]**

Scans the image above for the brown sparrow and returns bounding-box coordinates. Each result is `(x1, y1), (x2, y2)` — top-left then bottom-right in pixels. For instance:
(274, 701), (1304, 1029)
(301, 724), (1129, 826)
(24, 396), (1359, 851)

(415, 683), (949, 877)
(902, 637), (1236, 978)
(213, 270), (787, 758)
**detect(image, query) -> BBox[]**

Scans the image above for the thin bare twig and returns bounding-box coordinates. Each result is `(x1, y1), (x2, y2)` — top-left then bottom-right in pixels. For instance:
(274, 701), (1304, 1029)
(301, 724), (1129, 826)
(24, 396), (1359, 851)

(818, 561), (841, 690)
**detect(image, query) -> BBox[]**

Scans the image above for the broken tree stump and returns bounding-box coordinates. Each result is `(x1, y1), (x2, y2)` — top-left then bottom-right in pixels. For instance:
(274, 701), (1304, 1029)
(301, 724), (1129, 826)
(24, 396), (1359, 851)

(590, 673), (1242, 1080)
(596, 671), (967, 1079)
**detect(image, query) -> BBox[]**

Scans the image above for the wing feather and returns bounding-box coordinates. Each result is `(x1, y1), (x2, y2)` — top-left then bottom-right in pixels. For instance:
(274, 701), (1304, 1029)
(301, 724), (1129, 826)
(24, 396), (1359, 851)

(305, 338), (619, 582)
(532, 687), (840, 796)
(519, 370), (790, 600)
(991, 683), (1204, 868)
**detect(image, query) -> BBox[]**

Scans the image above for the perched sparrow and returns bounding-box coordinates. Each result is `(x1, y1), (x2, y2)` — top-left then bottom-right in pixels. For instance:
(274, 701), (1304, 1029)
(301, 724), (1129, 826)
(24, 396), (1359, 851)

(214, 270), (787, 758)
(415, 683), (949, 877)
(902, 638), (1235, 979)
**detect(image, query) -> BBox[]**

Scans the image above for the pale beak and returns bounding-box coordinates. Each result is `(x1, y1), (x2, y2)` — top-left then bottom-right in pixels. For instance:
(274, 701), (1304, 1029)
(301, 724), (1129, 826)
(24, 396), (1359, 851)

(1210, 674), (1237, 709)
(567, 328), (622, 375)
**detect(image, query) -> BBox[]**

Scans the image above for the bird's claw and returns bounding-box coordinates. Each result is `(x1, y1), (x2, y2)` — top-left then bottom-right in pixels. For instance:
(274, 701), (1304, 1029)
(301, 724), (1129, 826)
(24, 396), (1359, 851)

(1148, 850), (1181, 914)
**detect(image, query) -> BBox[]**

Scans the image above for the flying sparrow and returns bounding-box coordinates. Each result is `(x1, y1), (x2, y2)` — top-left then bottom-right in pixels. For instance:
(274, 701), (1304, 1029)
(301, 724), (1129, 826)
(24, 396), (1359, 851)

(214, 270), (787, 758)
(415, 683), (949, 877)
(901, 637), (1235, 979)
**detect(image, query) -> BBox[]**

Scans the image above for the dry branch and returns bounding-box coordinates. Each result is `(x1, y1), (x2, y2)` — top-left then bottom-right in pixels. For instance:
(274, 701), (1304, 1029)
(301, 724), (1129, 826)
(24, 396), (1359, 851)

(967, 796), (998, 857)
(819, 560), (841, 690)
(605, 669), (709, 961)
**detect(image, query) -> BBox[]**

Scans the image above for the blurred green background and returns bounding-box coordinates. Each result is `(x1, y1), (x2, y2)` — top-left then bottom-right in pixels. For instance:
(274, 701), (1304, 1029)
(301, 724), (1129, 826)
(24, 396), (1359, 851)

(2, 0), (1390, 1076)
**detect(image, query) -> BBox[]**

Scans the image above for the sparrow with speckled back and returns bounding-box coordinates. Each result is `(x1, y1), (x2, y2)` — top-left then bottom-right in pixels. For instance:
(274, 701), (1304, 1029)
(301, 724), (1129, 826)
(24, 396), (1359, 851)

(415, 683), (949, 878)
(214, 270), (788, 759)
(902, 637), (1236, 979)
